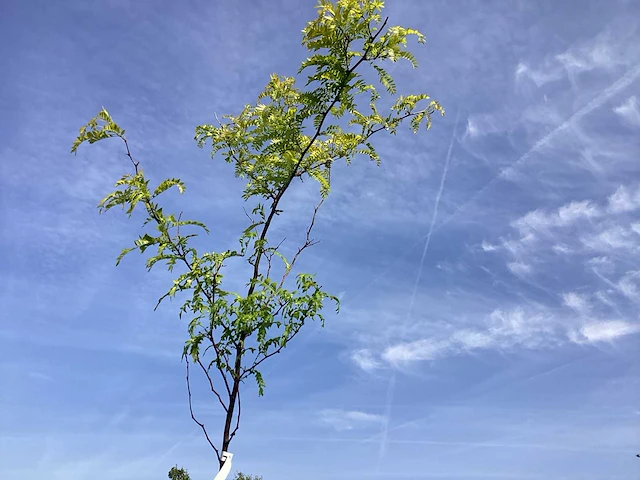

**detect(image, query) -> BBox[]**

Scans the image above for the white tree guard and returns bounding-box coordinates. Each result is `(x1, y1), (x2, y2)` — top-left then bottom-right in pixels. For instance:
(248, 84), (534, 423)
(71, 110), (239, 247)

(213, 452), (233, 480)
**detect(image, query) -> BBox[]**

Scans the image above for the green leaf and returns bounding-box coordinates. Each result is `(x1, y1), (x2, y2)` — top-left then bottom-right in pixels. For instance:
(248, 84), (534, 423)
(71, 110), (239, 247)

(153, 178), (186, 197)
(254, 370), (265, 396)
(372, 64), (396, 94)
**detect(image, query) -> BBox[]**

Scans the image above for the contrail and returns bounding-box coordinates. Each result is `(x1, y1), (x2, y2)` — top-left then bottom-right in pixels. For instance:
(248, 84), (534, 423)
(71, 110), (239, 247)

(377, 110), (461, 466)
(408, 109), (461, 317)
(256, 435), (630, 453)
(435, 63), (640, 231)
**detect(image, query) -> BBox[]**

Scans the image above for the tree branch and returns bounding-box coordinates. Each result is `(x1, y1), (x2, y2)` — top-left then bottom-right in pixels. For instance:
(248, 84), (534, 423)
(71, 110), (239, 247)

(197, 358), (228, 412)
(206, 330), (232, 397)
(280, 197), (324, 289)
(246, 17), (389, 299)
(120, 135), (140, 174)
(368, 107), (437, 137)
(185, 357), (221, 464)
(243, 322), (305, 378)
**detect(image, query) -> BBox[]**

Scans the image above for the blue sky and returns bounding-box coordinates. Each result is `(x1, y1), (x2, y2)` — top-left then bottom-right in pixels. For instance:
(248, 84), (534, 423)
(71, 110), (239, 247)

(1, 0), (639, 478)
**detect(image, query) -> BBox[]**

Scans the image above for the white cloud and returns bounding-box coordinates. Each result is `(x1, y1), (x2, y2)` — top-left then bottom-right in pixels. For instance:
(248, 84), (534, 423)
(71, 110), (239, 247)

(451, 329), (495, 349)
(318, 409), (385, 431)
(378, 307), (558, 368)
(582, 226), (638, 251)
(486, 308), (554, 346)
(481, 240), (500, 252)
(617, 271), (640, 300)
(613, 96), (640, 127)
(552, 244), (572, 254)
(573, 321), (640, 343)
(514, 24), (640, 96)
(507, 261), (532, 276)
(512, 200), (601, 236)
(595, 290), (617, 309)
(588, 256), (611, 265)
(350, 349), (382, 373)
(368, 303), (640, 370)
(464, 112), (513, 138)
(515, 61), (563, 87)
(382, 339), (449, 365)
(562, 292), (590, 314)
(495, 186), (640, 257)
(555, 31), (631, 73)
(607, 185), (640, 213)
(556, 200), (601, 225)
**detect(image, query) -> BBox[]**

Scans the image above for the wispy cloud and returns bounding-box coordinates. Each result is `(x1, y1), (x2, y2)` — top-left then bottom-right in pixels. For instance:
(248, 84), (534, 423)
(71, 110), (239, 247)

(351, 349), (382, 373)
(562, 292), (590, 314)
(613, 95), (640, 126)
(507, 261), (533, 277)
(318, 409), (385, 432)
(512, 200), (601, 235)
(492, 184), (640, 274)
(28, 372), (55, 382)
(358, 303), (640, 370)
(515, 61), (564, 88)
(571, 320), (640, 343)
(607, 185), (640, 213)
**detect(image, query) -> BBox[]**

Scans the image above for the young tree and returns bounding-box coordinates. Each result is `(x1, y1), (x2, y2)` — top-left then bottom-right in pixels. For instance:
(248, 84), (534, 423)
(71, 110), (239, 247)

(72, 0), (443, 470)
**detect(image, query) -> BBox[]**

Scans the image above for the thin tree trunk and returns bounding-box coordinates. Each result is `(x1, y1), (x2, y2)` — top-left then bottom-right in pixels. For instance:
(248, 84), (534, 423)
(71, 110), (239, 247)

(220, 346), (243, 469)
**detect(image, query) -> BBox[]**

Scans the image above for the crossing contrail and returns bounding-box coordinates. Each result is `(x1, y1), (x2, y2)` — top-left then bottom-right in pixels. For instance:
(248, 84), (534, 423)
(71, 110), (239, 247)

(435, 63), (640, 231)
(351, 62), (640, 310)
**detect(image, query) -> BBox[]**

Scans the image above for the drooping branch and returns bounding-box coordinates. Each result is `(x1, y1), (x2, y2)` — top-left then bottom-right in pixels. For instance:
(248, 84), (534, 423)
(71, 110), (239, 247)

(185, 357), (221, 464)
(197, 358), (228, 412)
(206, 332), (232, 397)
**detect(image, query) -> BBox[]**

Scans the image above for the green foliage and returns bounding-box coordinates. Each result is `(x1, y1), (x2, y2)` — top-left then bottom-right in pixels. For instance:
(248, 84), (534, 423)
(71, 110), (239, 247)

(168, 466), (191, 480)
(233, 472), (262, 480)
(71, 107), (125, 154)
(72, 0), (442, 460)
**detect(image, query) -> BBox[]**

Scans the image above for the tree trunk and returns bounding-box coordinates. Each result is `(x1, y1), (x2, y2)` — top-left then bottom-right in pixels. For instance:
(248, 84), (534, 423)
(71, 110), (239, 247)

(220, 346), (242, 469)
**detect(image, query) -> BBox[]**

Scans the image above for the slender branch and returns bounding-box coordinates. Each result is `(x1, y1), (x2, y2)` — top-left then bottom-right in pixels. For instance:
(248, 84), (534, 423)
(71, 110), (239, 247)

(197, 358), (228, 412)
(368, 107), (435, 137)
(206, 329), (232, 397)
(243, 322), (305, 378)
(185, 357), (221, 464)
(206, 265), (235, 398)
(242, 206), (254, 224)
(120, 135), (140, 174)
(115, 136), (225, 332)
(280, 198), (324, 289)
(265, 237), (287, 279)
(175, 211), (184, 237)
